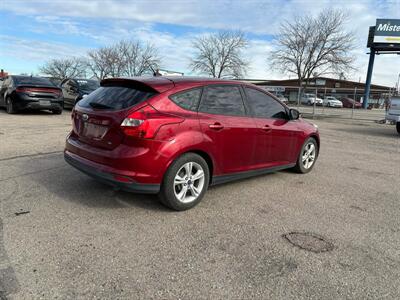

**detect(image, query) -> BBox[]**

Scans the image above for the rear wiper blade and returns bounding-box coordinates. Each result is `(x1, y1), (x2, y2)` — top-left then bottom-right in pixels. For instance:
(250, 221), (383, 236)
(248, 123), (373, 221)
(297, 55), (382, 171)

(88, 102), (112, 109)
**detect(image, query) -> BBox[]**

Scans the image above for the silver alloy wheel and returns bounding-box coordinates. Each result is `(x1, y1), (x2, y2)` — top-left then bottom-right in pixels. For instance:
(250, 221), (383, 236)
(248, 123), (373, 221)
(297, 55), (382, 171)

(173, 162), (205, 203)
(302, 142), (316, 169)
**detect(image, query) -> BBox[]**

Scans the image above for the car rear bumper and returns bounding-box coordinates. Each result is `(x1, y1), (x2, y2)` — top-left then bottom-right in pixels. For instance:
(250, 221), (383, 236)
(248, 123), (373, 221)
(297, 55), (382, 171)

(64, 150), (160, 194)
(386, 113), (400, 122)
(14, 97), (63, 110)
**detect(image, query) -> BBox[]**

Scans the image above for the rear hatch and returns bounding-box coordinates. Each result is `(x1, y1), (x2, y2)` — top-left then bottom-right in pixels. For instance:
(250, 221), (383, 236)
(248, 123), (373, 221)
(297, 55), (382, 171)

(72, 78), (174, 150)
(14, 76), (61, 100)
(16, 85), (62, 100)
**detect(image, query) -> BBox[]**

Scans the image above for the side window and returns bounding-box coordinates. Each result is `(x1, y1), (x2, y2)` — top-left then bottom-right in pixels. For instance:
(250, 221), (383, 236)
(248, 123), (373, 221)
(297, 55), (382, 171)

(199, 85), (246, 116)
(169, 88), (202, 111)
(245, 87), (287, 119)
(61, 80), (68, 88)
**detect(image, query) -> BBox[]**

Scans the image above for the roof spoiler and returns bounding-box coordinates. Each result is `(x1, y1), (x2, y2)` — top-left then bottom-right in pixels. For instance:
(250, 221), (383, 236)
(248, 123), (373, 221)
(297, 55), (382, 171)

(101, 77), (174, 93)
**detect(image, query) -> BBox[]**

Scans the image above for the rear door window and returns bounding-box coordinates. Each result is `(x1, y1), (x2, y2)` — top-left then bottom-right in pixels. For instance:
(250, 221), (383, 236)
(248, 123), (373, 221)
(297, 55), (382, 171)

(244, 87), (288, 119)
(199, 85), (246, 116)
(78, 85), (156, 110)
(169, 88), (202, 111)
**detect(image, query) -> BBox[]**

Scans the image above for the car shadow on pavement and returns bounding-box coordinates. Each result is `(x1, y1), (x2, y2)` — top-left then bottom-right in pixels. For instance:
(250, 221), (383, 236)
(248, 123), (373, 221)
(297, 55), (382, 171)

(0, 108), (55, 116)
(334, 125), (398, 138)
(26, 159), (170, 212)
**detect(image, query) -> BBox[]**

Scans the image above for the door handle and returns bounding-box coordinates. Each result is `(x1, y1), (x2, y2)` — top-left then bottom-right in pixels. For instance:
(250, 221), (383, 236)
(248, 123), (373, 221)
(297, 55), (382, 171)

(209, 122), (224, 130)
(261, 125), (272, 132)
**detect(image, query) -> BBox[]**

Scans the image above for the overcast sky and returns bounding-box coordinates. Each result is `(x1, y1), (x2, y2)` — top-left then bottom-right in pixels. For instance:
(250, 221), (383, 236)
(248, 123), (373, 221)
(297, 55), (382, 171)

(0, 0), (399, 86)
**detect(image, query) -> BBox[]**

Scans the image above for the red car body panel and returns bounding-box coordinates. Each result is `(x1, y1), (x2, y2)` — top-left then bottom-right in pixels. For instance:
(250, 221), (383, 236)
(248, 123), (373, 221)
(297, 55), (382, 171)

(65, 77), (319, 193)
(340, 97), (362, 109)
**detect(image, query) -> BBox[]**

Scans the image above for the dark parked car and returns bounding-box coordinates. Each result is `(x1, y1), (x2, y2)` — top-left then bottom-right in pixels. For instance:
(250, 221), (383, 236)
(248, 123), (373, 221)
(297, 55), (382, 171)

(0, 75), (63, 114)
(340, 97), (362, 109)
(61, 78), (100, 109)
(65, 77), (320, 211)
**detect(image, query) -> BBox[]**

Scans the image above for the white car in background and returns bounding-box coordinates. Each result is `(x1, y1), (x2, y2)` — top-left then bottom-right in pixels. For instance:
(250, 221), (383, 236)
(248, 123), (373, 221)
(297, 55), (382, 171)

(276, 94), (288, 104)
(386, 96), (400, 135)
(301, 93), (323, 106)
(323, 96), (343, 108)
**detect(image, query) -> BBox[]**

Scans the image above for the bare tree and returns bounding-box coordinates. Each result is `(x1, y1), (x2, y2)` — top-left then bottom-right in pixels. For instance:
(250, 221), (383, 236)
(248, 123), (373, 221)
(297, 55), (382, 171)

(39, 57), (87, 80)
(87, 40), (161, 80)
(190, 31), (249, 78)
(117, 40), (161, 77)
(270, 9), (356, 87)
(86, 46), (120, 80)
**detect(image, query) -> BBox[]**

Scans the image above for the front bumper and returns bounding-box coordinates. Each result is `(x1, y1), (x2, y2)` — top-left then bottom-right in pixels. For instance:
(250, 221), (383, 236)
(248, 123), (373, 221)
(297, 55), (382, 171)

(64, 150), (160, 194)
(328, 103), (343, 108)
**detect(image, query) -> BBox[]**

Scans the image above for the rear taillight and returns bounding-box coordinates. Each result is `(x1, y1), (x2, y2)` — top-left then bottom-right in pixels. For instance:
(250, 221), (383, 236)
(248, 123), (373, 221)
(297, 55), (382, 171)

(121, 105), (183, 139)
(16, 87), (61, 97)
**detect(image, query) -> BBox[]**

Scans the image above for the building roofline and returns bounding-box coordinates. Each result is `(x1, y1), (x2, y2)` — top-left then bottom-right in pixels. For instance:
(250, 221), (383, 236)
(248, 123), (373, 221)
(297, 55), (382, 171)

(237, 76), (393, 89)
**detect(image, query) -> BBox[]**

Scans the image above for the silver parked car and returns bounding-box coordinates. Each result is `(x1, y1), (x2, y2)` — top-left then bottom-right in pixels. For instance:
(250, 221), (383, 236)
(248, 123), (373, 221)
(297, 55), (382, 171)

(386, 96), (400, 135)
(276, 94), (288, 104)
(301, 93), (323, 106)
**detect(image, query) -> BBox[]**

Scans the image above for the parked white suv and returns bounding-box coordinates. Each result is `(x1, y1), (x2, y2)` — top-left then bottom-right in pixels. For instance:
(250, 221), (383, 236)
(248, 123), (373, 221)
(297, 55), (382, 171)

(323, 96), (343, 108)
(301, 93), (323, 106)
(386, 96), (400, 135)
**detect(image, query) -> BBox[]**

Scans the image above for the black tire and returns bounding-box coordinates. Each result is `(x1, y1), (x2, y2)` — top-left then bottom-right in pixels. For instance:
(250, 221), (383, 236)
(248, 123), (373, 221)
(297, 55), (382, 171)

(292, 137), (318, 174)
(52, 108), (63, 115)
(6, 97), (17, 114)
(158, 153), (210, 211)
(396, 122), (400, 135)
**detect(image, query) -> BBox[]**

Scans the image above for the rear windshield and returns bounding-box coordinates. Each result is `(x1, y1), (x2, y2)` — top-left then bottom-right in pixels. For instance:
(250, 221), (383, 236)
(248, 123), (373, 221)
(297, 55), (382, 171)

(14, 76), (55, 86)
(78, 85), (157, 110)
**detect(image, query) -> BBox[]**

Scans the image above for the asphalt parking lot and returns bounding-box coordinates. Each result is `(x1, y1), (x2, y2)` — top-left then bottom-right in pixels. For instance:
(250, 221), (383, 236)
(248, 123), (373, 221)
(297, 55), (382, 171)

(0, 109), (399, 299)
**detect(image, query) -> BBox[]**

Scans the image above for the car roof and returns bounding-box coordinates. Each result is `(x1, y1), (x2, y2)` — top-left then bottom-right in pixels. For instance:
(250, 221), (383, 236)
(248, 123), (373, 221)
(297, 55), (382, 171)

(101, 76), (249, 93)
(72, 78), (98, 81)
(163, 76), (242, 85)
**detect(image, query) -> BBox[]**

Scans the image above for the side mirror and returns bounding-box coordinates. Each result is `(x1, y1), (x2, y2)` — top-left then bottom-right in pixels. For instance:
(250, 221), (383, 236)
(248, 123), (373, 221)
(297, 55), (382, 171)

(289, 109), (300, 120)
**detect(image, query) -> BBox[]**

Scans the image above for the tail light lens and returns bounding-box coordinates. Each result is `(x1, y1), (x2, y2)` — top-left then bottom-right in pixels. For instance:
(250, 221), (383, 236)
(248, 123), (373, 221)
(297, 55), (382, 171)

(16, 87), (62, 97)
(121, 105), (183, 139)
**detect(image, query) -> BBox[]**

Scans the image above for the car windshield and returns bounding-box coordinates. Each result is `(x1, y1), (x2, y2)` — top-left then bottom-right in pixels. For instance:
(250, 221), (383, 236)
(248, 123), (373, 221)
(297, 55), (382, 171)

(14, 76), (55, 86)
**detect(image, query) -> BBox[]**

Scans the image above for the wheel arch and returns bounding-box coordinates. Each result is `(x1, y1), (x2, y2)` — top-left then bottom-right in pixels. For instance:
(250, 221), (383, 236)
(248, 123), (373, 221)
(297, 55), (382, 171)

(189, 150), (214, 184)
(165, 148), (215, 185)
(308, 134), (320, 154)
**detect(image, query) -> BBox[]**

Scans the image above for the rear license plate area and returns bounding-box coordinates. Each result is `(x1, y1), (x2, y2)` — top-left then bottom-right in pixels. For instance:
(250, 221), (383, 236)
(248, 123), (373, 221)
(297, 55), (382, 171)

(82, 123), (108, 139)
(39, 100), (51, 106)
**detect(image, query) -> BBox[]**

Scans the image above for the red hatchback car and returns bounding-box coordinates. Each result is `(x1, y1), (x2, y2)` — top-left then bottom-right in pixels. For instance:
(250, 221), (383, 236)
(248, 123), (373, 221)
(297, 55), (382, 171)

(65, 77), (319, 210)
